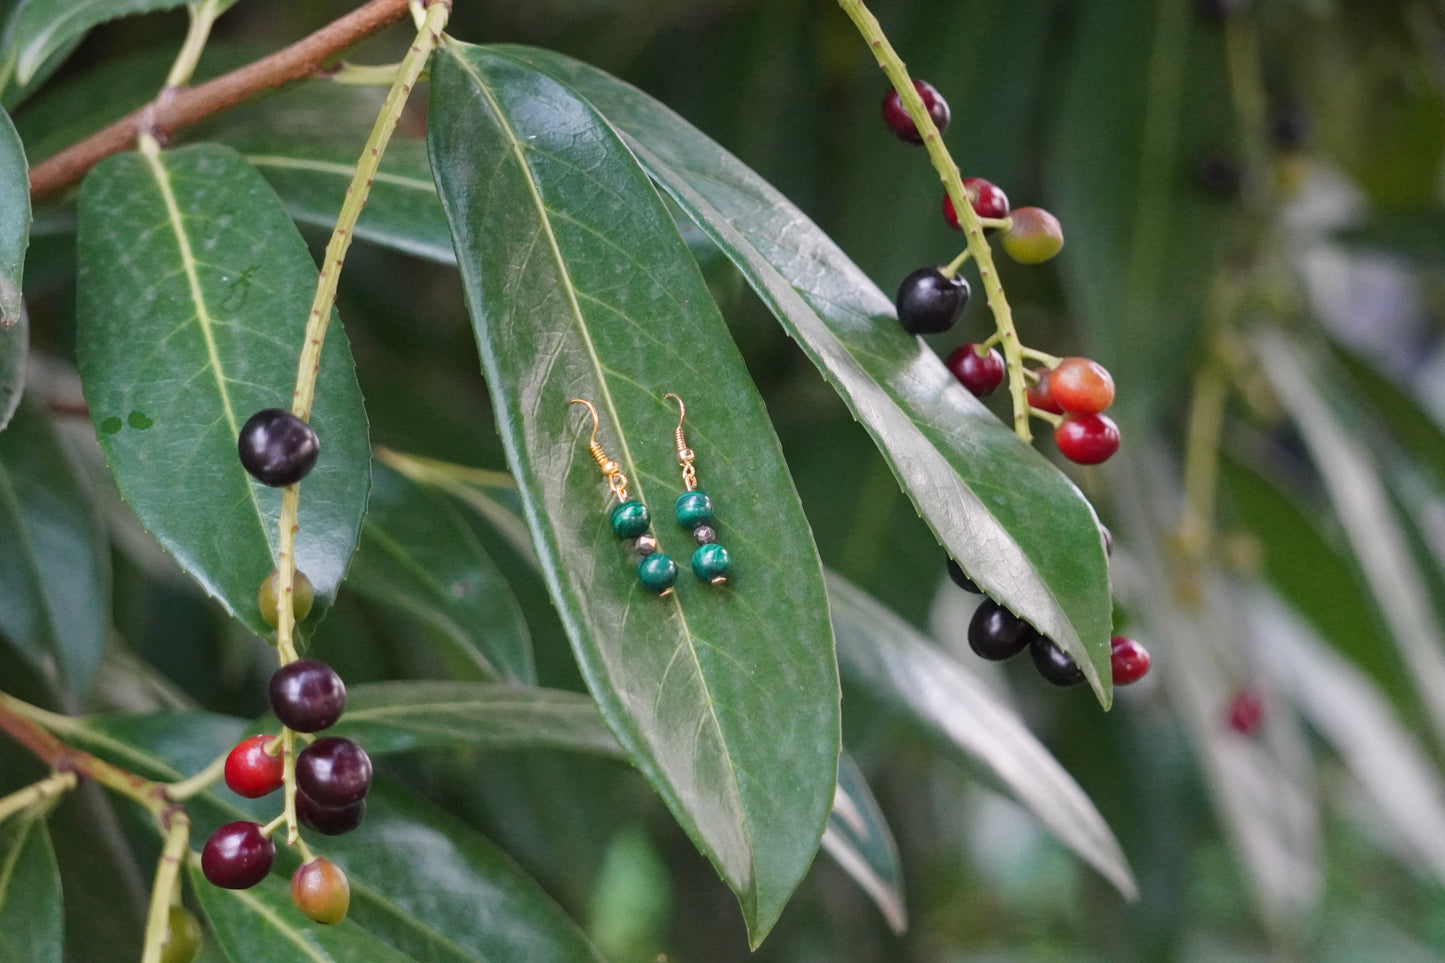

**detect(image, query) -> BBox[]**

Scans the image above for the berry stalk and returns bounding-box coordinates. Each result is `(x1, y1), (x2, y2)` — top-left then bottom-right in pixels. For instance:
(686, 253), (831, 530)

(162, 0), (225, 90)
(0, 771), (77, 824)
(836, 0), (1035, 440)
(139, 809), (192, 963)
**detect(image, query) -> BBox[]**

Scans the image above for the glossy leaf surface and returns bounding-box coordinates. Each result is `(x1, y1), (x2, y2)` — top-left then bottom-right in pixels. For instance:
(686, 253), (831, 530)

(428, 41), (840, 944)
(0, 814), (62, 963)
(348, 463), (534, 683)
(501, 44), (1114, 704)
(821, 752), (906, 935)
(75, 143), (370, 633)
(0, 103), (26, 328)
(330, 682), (621, 757)
(0, 298), (22, 432)
(828, 573), (1136, 899)
(0, 398), (108, 697)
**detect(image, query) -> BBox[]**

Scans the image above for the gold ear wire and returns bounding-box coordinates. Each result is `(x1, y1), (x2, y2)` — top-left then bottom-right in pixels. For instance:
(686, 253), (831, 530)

(661, 393), (730, 585)
(568, 398), (628, 501)
(662, 392), (697, 492)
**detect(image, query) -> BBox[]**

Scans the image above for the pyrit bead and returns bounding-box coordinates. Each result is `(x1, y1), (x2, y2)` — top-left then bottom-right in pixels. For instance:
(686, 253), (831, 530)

(674, 491), (714, 530)
(611, 500), (651, 538)
(692, 524), (717, 545)
(637, 553), (678, 594)
(691, 543), (731, 584)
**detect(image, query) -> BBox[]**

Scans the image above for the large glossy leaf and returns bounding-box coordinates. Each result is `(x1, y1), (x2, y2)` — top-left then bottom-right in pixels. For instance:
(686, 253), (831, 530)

(428, 41), (840, 944)
(0, 103), (26, 329)
(821, 752), (906, 935)
(0, 813), (63, 963)
(347, 464), (535, 683)
(0, 297), (21, 432)
(329, 682), (621, 757)
(0, 397), (109, 698)
(75, 143), (370, 633)
(497, 44), (1115, 704)
(827, 572), (1136, 899)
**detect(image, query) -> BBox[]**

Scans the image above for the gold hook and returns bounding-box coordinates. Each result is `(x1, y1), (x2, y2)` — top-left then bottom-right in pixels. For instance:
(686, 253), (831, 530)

(663, 393), (698, 492)
(568, 398), (629, 501)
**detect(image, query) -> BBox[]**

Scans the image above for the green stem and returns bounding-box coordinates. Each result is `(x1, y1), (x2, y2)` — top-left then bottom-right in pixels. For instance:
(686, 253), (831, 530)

(835, 0), (1033, 440)
(165, 745), (228, 801)
(139, 809), (191, 963)
(940, 247), (972, 278)
(164, 0), (225, 90)
(0, 771), (77, 824)
(325, 61), (407, 85)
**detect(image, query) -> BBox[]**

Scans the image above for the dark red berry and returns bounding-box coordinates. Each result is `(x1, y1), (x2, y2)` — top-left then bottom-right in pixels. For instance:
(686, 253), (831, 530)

(297, 790), (367, 836)
(269, 659), (346, 733)
(1228, 689), (1264, 734)
(201, 821), (275, 889)
(967, 599), (1035, 661)
(942, 177), (1010, 231)
(881, 80), (950, 144)
(945, 558), (981, 594)
(238, 408), (319, 488)
(1048, 357), (1115, 414)
(945, 344), (1005, 397)
(296, 736), (372, 808)
(1029, 635), (1085, 687)
(1110, 636), (1151, 685)
(1054, 413), (1121, 465)
(896, 267), (969, 335)
(224, 734), (284, 798)
(1027, 372), (1064, 414)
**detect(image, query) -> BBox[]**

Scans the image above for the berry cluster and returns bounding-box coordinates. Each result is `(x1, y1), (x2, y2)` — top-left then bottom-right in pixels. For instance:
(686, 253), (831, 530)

(204, 658), (367, 924)
(947, 557), (1151, 688)
(880, 80), (1122, 468)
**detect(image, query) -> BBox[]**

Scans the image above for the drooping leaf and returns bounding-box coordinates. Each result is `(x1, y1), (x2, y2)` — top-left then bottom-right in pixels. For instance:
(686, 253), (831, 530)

(75, 143), (370, 634)
(0, 103), (28, 329)
(347, 463), (535, 683)
(0, 397), (109, 698)
(428, 41), (840, 944)
(0, 813), (63, 963)
(828, 572), (1136, 900)
(821, 752), (906, 935)
(329, 682), (621, 757)
(497, 44), (1115, 705)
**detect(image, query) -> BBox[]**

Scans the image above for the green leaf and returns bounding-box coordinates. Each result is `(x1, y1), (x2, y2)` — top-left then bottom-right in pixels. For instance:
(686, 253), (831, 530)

(75, 143), (370, 633)
(348, 464), (534, 683)
(821, 752), (906, 935)
(330, 681), (622, 757)
(191, 864), (415, 963)
(498, 44), (1115, 705)
(428, 42), (840, 945)
(0, 813), (63, 963)
(0, 296), (22, 432)
(0, 397), (109, 697)
(0, 103), (27, 328)
(828, 572), (1137, 900)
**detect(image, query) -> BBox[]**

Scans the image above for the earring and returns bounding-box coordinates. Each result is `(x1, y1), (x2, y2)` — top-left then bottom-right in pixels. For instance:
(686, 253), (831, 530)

(664, 393), (731, 585)
(568, 399), (677, 596)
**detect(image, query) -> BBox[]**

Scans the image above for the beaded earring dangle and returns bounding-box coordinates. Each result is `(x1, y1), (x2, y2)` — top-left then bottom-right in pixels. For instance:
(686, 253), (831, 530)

(567, 399), (678, 596)
(663, 393), (731, 585)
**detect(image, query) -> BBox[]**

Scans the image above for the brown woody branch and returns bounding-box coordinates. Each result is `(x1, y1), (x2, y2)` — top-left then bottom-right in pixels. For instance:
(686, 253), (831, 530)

(28, 0), (412, 199)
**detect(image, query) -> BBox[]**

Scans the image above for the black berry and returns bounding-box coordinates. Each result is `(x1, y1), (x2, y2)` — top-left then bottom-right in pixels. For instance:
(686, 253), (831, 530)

(238, 408), (319, 487)
(269, 659), (346, 733)
(967, 599), (1035, 661)
(881, 80), (950, 144)
(296, 736), (372, 807)
(297, 790), (367, 836)
(201, 820), (275, 889)
(945, 558), (980, 593)
(896, 267), (969, 335)
(1029, 635), (1085, 687)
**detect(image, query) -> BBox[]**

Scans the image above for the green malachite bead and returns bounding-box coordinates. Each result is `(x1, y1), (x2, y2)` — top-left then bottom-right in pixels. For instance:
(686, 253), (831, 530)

(611, 500), (651, 538)
(637, 553), (678, 594)
(691, 543), (730, 583)
(675, 490), (714, 529)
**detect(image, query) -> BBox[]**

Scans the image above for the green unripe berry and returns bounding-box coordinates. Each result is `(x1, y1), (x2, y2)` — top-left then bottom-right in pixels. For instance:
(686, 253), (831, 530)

(159, 905), (203, 963)
(259, 568), (315, 630)
(1001, 207), (1064, 264)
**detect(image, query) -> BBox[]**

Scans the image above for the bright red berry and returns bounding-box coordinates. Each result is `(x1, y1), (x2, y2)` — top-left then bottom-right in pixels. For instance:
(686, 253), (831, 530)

(1001, 207), (1064, 263)
(1027, 372), (1064, 414)
(1228, 689), (1264, 734)
(1054, 413), (1120, 465)
(1110, 636), (1151, 685)
(292, 857), (351, 925)
(946, 344), (1005, 396)
(881, 80), (950, 144)
(942, 177), (1011, 231)
(201, 821), (275, 889)
(224, 734), (284, 798)
(1048, 357), (1115, 414)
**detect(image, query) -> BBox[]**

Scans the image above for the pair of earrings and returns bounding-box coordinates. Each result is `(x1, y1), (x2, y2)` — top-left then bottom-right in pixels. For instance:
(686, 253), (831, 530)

(568, 394), (731, 596)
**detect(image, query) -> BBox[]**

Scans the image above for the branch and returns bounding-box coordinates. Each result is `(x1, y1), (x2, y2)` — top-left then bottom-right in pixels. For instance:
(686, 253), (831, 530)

(27, 0), (412, 199)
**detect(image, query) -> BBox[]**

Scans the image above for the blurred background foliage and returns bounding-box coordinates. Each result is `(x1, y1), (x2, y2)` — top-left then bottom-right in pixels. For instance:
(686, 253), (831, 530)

(12, 0), (1445, 959)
